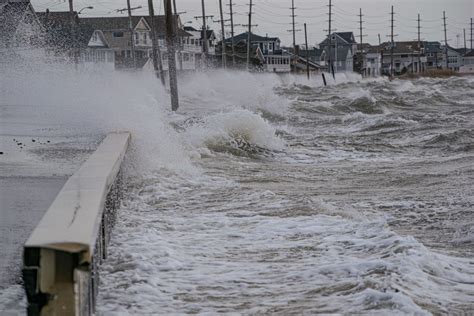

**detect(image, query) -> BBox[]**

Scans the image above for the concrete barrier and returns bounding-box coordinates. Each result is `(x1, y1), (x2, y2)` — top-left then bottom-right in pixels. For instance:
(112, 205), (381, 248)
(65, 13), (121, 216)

(22, 132), (131, 316)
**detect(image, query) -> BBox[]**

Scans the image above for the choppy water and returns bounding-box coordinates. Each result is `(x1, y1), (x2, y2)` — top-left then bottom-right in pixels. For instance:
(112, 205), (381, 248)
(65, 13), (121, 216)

(1, 61), (473, 314)
(96, 73), (474, 314)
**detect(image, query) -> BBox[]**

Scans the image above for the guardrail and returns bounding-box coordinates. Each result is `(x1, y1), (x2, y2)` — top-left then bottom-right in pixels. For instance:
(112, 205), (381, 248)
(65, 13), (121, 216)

(22, 132), (131, 316)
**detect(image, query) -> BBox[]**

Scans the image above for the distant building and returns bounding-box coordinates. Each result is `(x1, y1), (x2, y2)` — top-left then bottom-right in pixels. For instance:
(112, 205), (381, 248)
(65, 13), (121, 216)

(319, 32), (357, 72)
(79, 16), (195, 71)
(221, 32), (291, 72)
(424, 41), (442, 69)
(441, 45), (467, 71)
(37, 10), (115, 69)
(380, 41), (425, 75)
(460, 50), (474, 74)
(182, 26), (217, 68)
(364, 45), (382, 77)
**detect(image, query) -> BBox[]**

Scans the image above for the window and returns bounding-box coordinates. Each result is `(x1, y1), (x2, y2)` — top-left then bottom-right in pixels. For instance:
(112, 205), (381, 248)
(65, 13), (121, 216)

(135, 33), (139, 45)
(113, 32), (124, 38)
(144, 32), (148, 44)
(191, 39), (195, 45)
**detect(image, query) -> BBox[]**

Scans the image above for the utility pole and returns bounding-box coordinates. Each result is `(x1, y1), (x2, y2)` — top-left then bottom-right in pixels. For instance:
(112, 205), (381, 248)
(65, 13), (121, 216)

(228, 0), (236, 66)
(126, 0), (137, 68)
(164, 0), (179, 111)
(471, 18), (473, 51)
(390, 5), (395, 78)
(417, 13), (421, 73)
(148, 0), (165, 85)
(358, 8), (365, 75)
(443, 11), (448, 69)
(288, 0), (301, 70)
(218, 0), (227, 68)
(327, 0), (333, 77)
(304, 23), (309, 80)
(246, 0), (254, 70)
(378, 34), (382, 76)
(201, 0), (209, 62)
(171, 0), (183, 71)
(464, 28), (467, 50)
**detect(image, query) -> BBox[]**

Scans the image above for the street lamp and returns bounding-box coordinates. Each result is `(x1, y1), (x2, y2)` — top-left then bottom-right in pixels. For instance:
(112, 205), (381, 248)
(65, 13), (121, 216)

(78, 6), (94, 14)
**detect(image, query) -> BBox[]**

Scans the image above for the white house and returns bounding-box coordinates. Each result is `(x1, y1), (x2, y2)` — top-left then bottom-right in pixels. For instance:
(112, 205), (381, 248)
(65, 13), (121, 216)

(459, 50), (474, 74)
(223, 32), (291, 72)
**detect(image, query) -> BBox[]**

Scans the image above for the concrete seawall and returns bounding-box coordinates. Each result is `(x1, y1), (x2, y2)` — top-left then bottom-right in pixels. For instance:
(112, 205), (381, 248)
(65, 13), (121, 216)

(22, 132), (131, 316)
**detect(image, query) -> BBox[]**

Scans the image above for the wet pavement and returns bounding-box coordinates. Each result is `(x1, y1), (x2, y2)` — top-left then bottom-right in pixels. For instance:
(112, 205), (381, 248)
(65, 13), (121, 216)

(0, 104), (102, 313)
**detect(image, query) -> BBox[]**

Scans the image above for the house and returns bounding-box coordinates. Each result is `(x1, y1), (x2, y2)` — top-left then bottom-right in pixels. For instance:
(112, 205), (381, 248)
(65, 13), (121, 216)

(79, 16), (194, 71)
(364, 45), (382, 77)
(442, 45), (467, 71)
(0, 0), (43, 51)
(220, 32), (290, 72)
(182, 26), (217, 68)
(424, 41), (442, 69)
(37, 10), (115, 69)
(319, 32), (357, 72)
(459, 50), (474, 74)
(380, 41), (425, 75)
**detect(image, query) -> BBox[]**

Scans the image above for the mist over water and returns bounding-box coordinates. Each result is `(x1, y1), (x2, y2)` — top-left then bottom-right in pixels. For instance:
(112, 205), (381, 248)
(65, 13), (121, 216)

(1, 56), (473, 314)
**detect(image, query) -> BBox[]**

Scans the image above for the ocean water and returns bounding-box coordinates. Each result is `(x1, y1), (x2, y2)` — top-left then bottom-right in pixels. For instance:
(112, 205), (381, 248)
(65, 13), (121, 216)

(98, 72), (474, 314)
(1, 63), (473, 314)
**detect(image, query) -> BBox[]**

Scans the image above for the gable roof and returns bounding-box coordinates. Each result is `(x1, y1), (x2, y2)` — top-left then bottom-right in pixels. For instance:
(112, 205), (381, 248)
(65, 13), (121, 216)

(37, 10), (94, 49)
(80, 15), (190, 37)
(319, 32), (356, 46)
(226, 32), (280, 45)
(336, 32), (356, 44)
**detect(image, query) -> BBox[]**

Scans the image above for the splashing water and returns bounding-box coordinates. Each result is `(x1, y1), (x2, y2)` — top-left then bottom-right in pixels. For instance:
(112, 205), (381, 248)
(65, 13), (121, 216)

(1, 55), (473, 314)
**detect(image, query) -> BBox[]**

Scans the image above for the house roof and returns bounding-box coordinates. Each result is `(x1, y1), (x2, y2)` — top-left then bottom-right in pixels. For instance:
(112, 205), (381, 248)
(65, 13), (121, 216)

(367, 45), (381, 54)
(423, 41), (441, 53)
(0, 0), (33, 44)
(336, 32), (356, 44)
(298, 48), (324, 59)
(37, 10), (94, 49)
(225, 32), (280, 44)
(445, 45), (468, 55)
(380, 41), (422, 54)
(319, 32), (356, 46)
(79, 15), (190, 37)
(464, 50), (474, 57)
(36, 12), (192, 49)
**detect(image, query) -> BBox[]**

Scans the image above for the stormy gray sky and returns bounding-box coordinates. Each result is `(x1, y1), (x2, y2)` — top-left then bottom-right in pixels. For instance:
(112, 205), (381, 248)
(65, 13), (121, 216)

(31, 0), (473, 47)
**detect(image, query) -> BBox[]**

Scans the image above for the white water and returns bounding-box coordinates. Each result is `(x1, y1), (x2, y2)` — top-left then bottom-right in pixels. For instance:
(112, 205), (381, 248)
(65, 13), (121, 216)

(1, 60), (473, 314)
